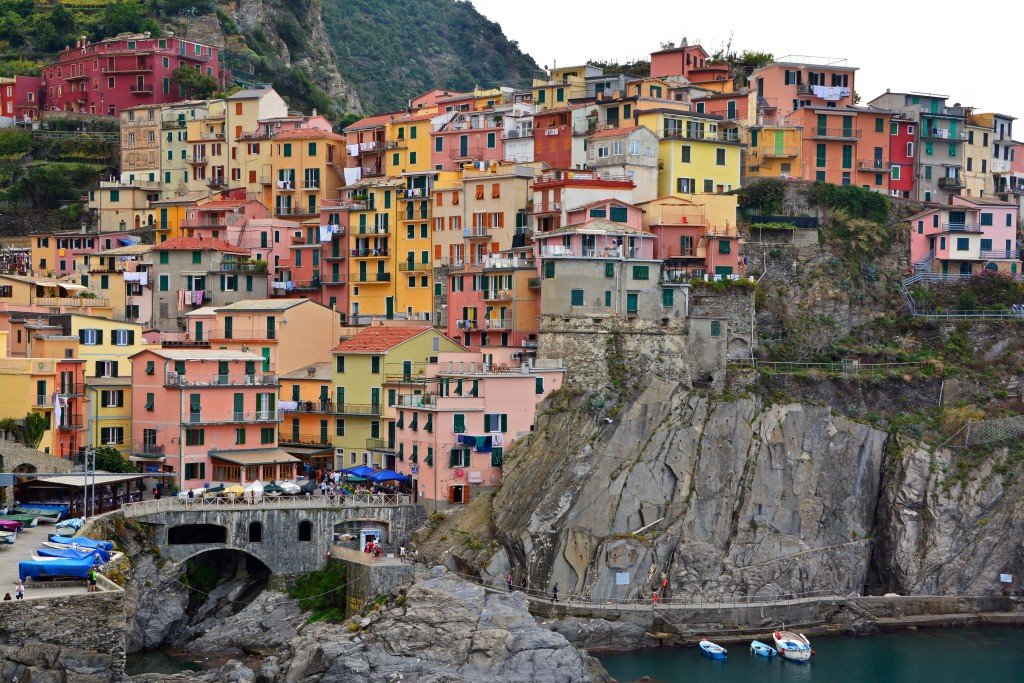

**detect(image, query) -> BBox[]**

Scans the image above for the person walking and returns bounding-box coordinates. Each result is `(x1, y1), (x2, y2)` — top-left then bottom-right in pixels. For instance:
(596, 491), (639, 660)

(551, 583), (558, 602)
(651, 592), (660, 607)
(88, 568), (99, 593)
(506, 574), (514, 592)
(15, 581), (24, 600)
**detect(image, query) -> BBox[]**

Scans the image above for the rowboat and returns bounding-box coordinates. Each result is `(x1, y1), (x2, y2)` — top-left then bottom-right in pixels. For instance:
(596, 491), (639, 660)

(699, 639), (728, 660)
(750, 640), (778, 657)
(0, 529), (15, 544)
(15, 506), (62, 523)
(773, 630), (812, 662)
(0, 519), (23, 533)
(0, 513), (38, 528)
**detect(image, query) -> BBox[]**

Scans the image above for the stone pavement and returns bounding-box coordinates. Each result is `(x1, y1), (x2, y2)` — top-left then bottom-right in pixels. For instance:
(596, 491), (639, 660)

(0, 523), (92, 601)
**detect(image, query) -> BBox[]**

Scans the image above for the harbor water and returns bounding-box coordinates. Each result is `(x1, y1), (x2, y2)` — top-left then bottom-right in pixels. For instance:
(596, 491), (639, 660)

(597, 627), (1024, 682)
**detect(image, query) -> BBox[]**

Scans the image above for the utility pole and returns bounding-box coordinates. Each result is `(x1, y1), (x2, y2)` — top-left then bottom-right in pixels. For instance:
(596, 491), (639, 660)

(82, 446), (94, 518)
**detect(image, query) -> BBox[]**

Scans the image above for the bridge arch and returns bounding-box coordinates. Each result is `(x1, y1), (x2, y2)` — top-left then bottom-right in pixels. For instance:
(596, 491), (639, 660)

(168, 523), (227, 545)
(173, 545), (275, 577)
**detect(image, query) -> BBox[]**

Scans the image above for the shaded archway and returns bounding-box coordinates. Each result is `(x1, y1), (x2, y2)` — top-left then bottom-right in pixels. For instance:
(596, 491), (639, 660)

(177, 548), (271, 615)
(168, 523), (227, 545)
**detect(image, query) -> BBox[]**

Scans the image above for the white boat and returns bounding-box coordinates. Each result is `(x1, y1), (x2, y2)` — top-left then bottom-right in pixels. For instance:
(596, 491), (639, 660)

(750, 640), (777, 657)
(0, 530), (15, 544)
(279, 482), (302, 495)
(699, 638), (728, 660)
(244, 480), (264, 501)
(773, 630), (812, 662)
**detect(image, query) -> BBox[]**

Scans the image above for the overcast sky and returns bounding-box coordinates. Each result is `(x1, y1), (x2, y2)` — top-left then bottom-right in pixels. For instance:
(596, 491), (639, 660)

(469, 0), (1023, 126)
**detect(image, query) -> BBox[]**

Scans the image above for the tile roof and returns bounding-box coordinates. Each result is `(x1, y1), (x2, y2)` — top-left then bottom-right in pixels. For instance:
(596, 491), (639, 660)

(273, 128), (346, 141)
(281, 361), (333, 381)
(154, 237), (249, 255)
(226, 87), (274, 100)
(215, 299), (308, 312)
(541, 217), (652, 238)
(588, 125), (641, 139)
(135, 348), (264, 361)
(344, 111), (405, 132)
(332, 325), (431, 353)
(195, 199), (248, 210)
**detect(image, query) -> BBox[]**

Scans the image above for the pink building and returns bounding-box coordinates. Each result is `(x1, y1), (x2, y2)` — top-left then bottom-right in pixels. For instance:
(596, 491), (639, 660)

(32, 230), (135, 277)
(649, 44), (711, 80)
(42, 34), (224, 117)
(431, 109), (506, 171)
(640, 196), (741, 279)
(130, 347), (295, 491)
(530, 170), (637, 232)
(749, 59), (857, 120)
(391, 352), (564, 509)
(908, 196), (1020, 276)
(0, 75), (43, 121)
(314, 200), (350, 313)
(890, 116), (916, 198)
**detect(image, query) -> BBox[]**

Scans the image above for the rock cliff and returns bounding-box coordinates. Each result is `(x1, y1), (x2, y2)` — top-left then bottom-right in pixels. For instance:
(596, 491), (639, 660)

(426, 380), (1024, 601)
(260, 572), (608, 683)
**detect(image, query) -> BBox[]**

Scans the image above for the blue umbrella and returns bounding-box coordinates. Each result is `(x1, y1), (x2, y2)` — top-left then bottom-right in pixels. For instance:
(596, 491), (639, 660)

(368, 469), (411, 483)
(343, 465), (377, 478)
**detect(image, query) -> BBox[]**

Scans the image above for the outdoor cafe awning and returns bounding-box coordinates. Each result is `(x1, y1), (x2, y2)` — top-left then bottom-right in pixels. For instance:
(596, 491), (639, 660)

(209, 449), (300, 466)
(24, 473), (150, 489)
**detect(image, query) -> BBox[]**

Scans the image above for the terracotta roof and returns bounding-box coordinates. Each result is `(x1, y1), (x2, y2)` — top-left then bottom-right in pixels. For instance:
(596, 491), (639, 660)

(154, 237), (249, 255)
(273, 128), (346, 141)
(332, 326), (431, 353)
(196, 199), (247, 209)
(344, 112), (405, 132)
(588, 125), (642, 140)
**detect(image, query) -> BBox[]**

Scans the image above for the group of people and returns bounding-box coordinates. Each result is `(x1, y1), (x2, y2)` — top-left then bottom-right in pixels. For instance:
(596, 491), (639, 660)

(310, 467), (406, 496)
(363, 537), (384, 560)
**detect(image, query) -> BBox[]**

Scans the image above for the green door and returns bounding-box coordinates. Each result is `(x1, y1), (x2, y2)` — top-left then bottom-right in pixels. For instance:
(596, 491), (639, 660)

(842, 145), (852, 169)
(949, 120), (958, 138)
(195, 321), (203, 342)
(218, 361), (228, 383)
(817, 114), (827, 136)
(385, 297), (394, 320)
(371, 387), (381, 410)
(261, 347), (271, 372)
(402, 360), (412, 381)
(319, 385), (329, 404)
(841, 116), (852, 137)
(359, 261), (367, 281)
(159, 207), (168, 230)
(459, 135), (468, 157)
(36, 380), (46, 404)
(233, 393), (244, 420)
(774, 130), (785, 156)
(626, 293), (638, 314)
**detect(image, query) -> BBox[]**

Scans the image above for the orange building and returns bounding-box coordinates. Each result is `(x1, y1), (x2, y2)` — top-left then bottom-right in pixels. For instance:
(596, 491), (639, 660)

(790, 106), (893, 190)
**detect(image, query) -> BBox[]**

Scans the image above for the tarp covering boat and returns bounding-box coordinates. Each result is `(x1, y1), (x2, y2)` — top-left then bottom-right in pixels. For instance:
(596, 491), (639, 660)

(20, 556), (98, 581)
(0, 513), (38, 527)
(48, 535), (113, 551)
(56, 517), (85, 530)
(0, 519), (23, 533)
(37, 545), (110, 563)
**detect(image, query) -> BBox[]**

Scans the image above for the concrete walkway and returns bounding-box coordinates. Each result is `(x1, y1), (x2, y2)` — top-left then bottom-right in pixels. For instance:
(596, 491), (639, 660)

(0, 523), (91, 601)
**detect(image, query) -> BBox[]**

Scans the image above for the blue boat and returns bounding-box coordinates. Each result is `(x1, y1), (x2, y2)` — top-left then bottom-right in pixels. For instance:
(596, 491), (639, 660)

(19, 556), (98, 582)
(751, 640), (778, 657)
(700, 639), (728, 660)
(48, 535), (114, 551)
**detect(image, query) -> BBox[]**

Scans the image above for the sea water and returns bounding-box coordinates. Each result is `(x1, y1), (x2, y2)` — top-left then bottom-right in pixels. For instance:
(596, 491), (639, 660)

(597, 627), (1024, 682)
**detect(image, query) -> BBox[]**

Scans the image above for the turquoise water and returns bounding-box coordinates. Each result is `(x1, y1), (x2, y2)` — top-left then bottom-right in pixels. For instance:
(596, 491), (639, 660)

(597, 627), (1024, 682)
(125, 651), (210, 675)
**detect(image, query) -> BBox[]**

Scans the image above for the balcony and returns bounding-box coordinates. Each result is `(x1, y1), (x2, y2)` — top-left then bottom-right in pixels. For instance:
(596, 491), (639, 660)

(938, 177), (965, 190)
(351, 249), (390, 258)
(660, 129), (736, 143)
(529, 201), (561, 214)
(354, 225), (390, 236)
(449, 146), (487, 160)
(322, 199), (368, 211)
(921, 128), (968, 141)
(482, 256), (535, 270)
(60, 383), (85, 397)
(206, 176), (227, 189)
(351, 272), (391, 283)
(398, 262), (432, 272)
(185, 410), (283, 425)
(275, 181), (297, 192)
(400, 188), (430, 200)
(321, 274), (347, 285)
(283, 401), (336, 415)
(181, 216), (228, 229)
(129, 84), (154, 95)
(464, 227), (492, 239)
(102, 64), (153, 75)
(661, 246), (702, 259)
(34, 394), (52, 407)
(215, 259), (268, 273)
(186, 155), (208, 165)
(980, 250), (1017, 260)
(258, 176), (273, 185)
(760, 146), (800, 158)
(133, 443), (165, 458)
(992, 159), (1013, 174)
(483, 289), (514, 301)
(941, 222), (981, 233)
(454, 319), (477, 330)
(366, 438), (394, 452)
(36, 296), (110, 308)
(164, 373), (279, 388)
(334, 403), (382, 416)
(527, 277), (540, 289)
(857, 160), (891, 172)
(485, 318), (513, 330)
(57, 417), (84, 431)
(302, 181), (322, 191)
(279, 433), (332, 447)
(809, 128), (861, 140)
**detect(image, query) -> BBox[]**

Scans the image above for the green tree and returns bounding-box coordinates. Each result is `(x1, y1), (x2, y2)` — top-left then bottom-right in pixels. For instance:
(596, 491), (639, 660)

(92, 445), (139, 473)
(21, 412), (48, 448)
(98, 0), (157, 38)
(12, 164), (77, 210)
(171, 66), (218, 99)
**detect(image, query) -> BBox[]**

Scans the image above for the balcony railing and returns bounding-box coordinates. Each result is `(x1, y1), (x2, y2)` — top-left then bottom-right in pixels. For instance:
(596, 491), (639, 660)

(351, 249), (390, 258)
(454, 319), (477, 330)
(398, 262), (432, 272)
(322, 199), (368, 211)
(185, 410), (283, 425)
(464, 227), (492, 239)
(921, 129), (968, 141)
(857, 160), (890, 171)
(660, 129), (736, 143)
(485, 318), (513, 330)
(57, 417), (84, 430)
(483, 289), (514, 301)
(980, 250), (1017, 260)
(133, 443), (164, 457)
(992, 159), (1013, 174)
(186, 155), (208, 165)
(34, 395), (52, 407)
(810, 128), (861, 140)
(129, 84), (154, 94)
(759, 146), (799, 158)
(334, 403), (381, 416)
(351, 272), (391, 283)
(941, 222), (981, 232)
(165, 373), (279, 387)
(661, 246), (702, 259)
(35, 296), (110, 308)
(279, 433), (332, 447)
(283, 401), (337, 415)
(938, 177), (965, 189)
(215, 260), (268, 273)
(354, 225), (390, 235)
(366, 438), (394, 452)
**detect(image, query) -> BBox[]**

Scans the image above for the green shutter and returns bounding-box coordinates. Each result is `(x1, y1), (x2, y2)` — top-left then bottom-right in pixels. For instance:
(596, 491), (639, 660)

(453, 413), (466, 433)
(662, 288), (674, 307)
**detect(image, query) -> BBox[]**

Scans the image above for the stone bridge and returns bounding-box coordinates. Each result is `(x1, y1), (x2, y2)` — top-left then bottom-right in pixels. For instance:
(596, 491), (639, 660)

(121, 494), (425, 576)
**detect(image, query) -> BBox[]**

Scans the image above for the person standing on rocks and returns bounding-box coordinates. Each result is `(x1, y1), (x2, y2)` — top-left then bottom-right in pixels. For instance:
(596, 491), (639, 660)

(551, 583), (558, 602)
(506, 574), (513, 592)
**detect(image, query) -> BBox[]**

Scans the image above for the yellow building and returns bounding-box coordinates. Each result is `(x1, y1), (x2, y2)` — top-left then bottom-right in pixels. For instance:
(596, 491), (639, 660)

(395, 173), (435, 320)
(149, 191), (212, 242)
(747, 126), (803, 179)
(159, 100), (213, 195)
(278, 360), (335, 471)
(0, 274), (113, 317)
(963, 119), (993, 198)
(87, 376), (132, 455)
(331, 325), (463, 469)
(64, 314), (147, 379)
(87, 181), (160, 232)
(384, 112), (435, 175)
(345, 177), (404, 320)
(636, 109), (744, 196)
(267, 128), (346, 220)
(185, 99), (228, 194)
(532, 64), (599, 111)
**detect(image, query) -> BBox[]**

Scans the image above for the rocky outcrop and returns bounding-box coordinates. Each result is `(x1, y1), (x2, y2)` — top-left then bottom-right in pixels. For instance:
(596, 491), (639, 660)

(540, 616), (658, 651)
(184, 590), (304, 655)
(263, 572), (609, 682)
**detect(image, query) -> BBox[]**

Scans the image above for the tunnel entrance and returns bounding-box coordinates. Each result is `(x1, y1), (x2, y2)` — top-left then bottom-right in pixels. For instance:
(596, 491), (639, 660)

(179, 548), (271, 616)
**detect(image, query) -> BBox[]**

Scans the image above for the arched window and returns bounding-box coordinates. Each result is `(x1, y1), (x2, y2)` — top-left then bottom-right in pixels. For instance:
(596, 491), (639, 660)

(298, 520), (312, 542)
(248, 521), (263, 543)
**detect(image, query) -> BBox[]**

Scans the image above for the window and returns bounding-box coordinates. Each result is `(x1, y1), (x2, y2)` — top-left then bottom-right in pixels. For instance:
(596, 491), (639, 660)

(80, 329), (101, 345)
(556, 87), (564, 102)
(484, 413), (508, 432)
(336, 419), (345, 436)
(297, 521), (311, 542)
(719, 240), (731, 254)
(543, 260), (555, 279)
(875, 117), (884, 133)
(487, 132), (496, 148)
(185, 428), (205, 446)
(283, 143), (292, 157)
(370, 356), (381, 374)
(662, 288), (674, 307)
(892, 165), (901, 181)
(680, 145), (691, 163)
(710, 320), (721, 337)
(435, 137), (443, 152)
(632, 265), (649, 280)
(570, 289), (584, 306)
(1008, 214), (1014, 227)
(145, 392), (154, 411)
(184, 463), (205, 481)
(981, 213), (993, 226)
(609, 206), (628, 222)
(956, 237), (969, 251)
(336, 356), (345, 373)
(453, 413), (466, 433)
(715, 148), (726, 166)
(248, 522), (262, 543)
(981, 239), (993, 251)
(101, 390), (124, 408)
(604, 262), (614, 278)
(112, 329), (134, 346)
(100, 427), (124, 445)
(260, 427), (275, 444)
(235, 428), (246, 445)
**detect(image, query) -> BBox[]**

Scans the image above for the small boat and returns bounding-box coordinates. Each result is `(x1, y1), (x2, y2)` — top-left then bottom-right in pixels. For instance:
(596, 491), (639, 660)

(222, 484), (245, 499)
(54, 526), (77, 537)
(280, 482), (302, 495)
(773, 630), (812, 662)
(699, 639), (728, 660)
(0, 519), (23, 533)
(202, 484), (225, 499)
(263, 483), (284, 497)
(0, 513), (38, 528)
(244, 480), (264, 501)
(0, 529), (15, 544)
(750, 640), (778, 657)
(15, 507), (61, 523)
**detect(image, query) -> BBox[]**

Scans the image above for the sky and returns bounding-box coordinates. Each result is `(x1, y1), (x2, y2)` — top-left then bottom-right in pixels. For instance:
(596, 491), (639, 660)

(469, 0), (1024, 125)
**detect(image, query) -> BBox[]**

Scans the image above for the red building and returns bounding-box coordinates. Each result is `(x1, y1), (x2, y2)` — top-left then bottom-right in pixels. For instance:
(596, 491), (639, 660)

(889, 116), (916, 198)
(41, 33), (224, 117)
(649, 44), (711, 80)
(532, 107), (574, 169)
(0, 76), (43, 121)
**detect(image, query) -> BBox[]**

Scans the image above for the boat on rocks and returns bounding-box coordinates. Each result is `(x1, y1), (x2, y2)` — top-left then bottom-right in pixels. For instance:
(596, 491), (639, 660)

(773, 630), (813, 662)
(700, 638), (728, 660)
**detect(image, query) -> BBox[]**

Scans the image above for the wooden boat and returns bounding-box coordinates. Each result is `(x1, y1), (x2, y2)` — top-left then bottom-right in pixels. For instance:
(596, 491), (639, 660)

(15, 507), (61, 523)
(0, 513), (38, 528)
(699, 639), (728, 660)
(750, 640), (778, 657)
(773, 630), (812, 662)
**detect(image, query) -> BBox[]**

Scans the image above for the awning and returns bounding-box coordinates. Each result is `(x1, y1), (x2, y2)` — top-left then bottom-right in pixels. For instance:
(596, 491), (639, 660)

(58, 283), (87, 291)
(343, 465), (377, 478)
(368, 469), (411, 483)
(26, 473), (150, 489)
(209, 449), (300, 466)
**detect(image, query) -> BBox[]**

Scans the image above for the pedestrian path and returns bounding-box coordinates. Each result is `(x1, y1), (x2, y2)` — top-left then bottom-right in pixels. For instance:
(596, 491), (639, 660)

(0, 524), (91, 601)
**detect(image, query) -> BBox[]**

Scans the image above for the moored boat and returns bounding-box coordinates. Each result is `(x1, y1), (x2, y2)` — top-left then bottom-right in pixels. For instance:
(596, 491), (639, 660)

(699, 639), (728, 660)
(0, 529), (15, 544)
(751, 640), (778, 657)
(0, 513), (38, 528)
(773, 630), (812, 662)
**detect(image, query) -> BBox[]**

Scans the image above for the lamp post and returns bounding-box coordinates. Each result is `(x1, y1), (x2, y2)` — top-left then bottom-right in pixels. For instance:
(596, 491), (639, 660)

(82, 446), (95, 518)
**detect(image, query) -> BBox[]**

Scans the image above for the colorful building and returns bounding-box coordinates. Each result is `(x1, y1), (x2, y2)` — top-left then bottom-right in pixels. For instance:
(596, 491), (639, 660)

(278, 361), (335, 471)
(530, 170), (637, 233)
(532, 65), (599, 111)
(746, 125), (802, 180)
(330, 325), (463, 470)
(585, 126), (660, 202)
(41, 33), (224, 117)
(750, 58), (857, 120)
(888, 116), (916, 198)
(392, 351), (564, 509)
(636, 109), (743, 197)
(789, 106), (893, 191)
(649, 44), (712, 81)
(908, 196), (1020, 276)
(130, 347), (293, 489)
(640, 195), (741, 278)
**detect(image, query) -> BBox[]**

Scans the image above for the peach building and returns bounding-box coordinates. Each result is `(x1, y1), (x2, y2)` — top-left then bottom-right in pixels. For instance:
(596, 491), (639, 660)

(391, 352), (564, 509)
(789, 106), (893, 190)
(130, 347), (295, 490)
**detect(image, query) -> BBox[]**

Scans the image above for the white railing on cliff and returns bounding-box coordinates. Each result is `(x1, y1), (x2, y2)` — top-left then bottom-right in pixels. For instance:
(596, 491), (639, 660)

(120, 493), (413, 517)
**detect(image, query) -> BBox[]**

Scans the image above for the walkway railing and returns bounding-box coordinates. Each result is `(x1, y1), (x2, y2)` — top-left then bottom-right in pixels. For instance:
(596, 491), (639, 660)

(121, 493), (413, 517)
(898, 273), (1024, 319)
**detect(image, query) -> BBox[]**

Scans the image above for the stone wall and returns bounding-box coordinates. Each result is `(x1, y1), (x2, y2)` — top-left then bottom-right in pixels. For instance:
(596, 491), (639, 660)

(136, 503), (426, 578)
(342, 556), (416, 615)
(0, 439), (74, 507)
(0, 590), (126, 682)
